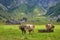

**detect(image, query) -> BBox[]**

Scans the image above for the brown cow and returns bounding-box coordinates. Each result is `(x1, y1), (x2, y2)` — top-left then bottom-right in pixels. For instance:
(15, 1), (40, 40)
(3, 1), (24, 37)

(46, 23), (55, 31)
(19, 24), (35, 34)
(38, 23), (55, 33)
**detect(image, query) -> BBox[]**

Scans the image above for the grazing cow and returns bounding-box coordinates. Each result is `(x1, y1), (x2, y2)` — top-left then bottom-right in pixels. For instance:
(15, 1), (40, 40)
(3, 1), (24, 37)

(19, 24), (35, 34)
(46, 23), (55, 31)
(38, 23), (55, 33)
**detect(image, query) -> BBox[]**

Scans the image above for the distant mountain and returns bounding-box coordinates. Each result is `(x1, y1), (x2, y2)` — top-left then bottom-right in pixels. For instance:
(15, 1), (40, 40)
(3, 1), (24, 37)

(0, 0), (60, 23)
(46, 2), (60, 17)
(0, 3), (45, 21)
(0, 3), (8, 11)
(39, 0), (60, 10)
(0, 0), (59, 10)
(45, 2), (60, 22)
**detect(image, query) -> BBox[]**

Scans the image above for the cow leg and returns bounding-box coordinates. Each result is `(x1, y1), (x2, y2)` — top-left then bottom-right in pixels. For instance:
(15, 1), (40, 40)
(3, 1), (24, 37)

(24, 30), (26, 34)
(21, 30), (24, 34)
(29, 30), (32, 34)
(21, 29), (26, 34)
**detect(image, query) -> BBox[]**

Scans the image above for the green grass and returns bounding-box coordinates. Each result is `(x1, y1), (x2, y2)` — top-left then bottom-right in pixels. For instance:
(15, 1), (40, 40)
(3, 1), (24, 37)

(0, 25), (60, 40)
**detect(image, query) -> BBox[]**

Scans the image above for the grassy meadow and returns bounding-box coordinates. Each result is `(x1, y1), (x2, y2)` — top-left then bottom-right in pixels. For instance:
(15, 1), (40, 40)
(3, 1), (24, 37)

(0, 25), (60, 40)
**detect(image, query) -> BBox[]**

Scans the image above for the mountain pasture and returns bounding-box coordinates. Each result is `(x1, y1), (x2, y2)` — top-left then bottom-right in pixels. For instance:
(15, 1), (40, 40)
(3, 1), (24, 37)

(0, 25), (60, 40)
